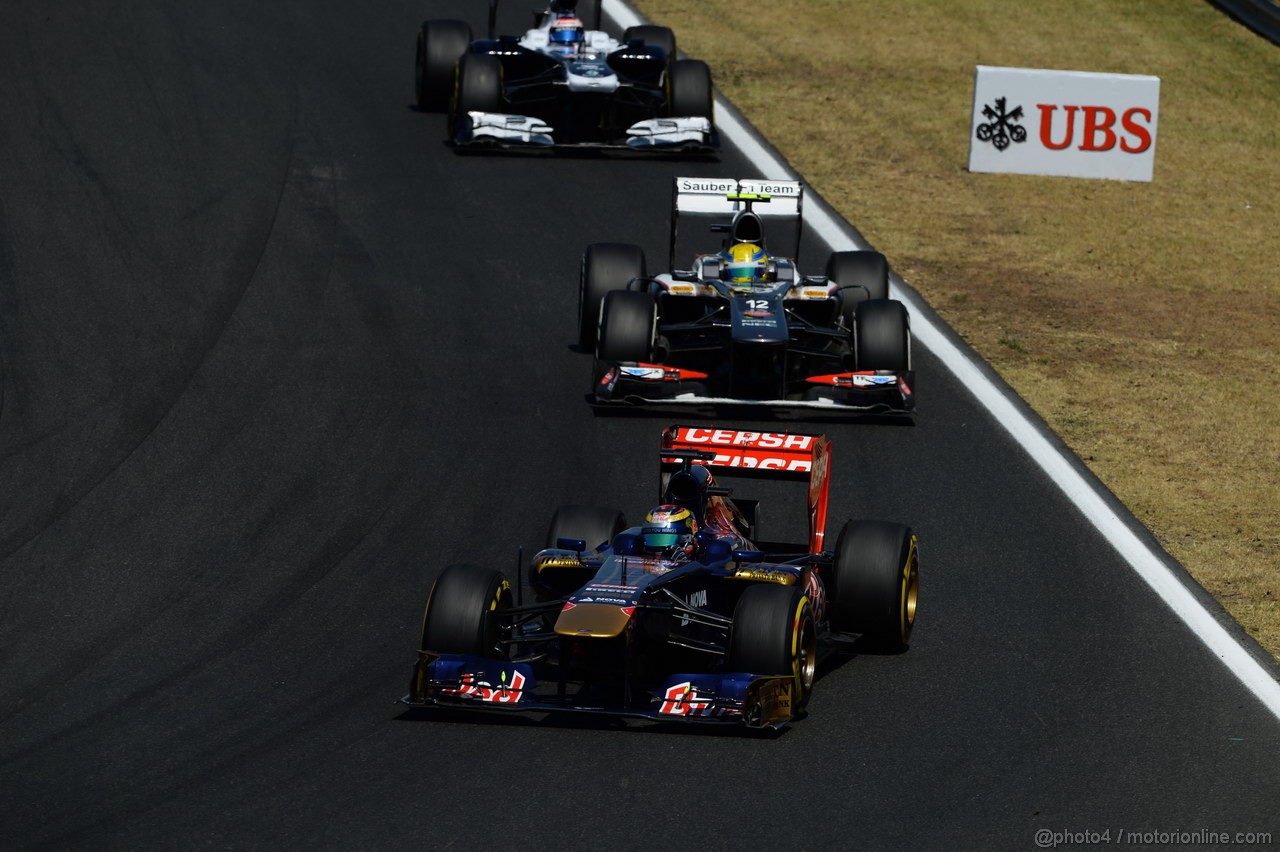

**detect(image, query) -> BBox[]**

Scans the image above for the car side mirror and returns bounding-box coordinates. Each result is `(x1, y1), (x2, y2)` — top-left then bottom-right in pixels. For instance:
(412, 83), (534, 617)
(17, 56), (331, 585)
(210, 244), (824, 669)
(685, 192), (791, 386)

(732, 550), (766, 563)
(701, 539), (732, 561)
(611, 532), (641, 555)
(557, 537), (587, 552)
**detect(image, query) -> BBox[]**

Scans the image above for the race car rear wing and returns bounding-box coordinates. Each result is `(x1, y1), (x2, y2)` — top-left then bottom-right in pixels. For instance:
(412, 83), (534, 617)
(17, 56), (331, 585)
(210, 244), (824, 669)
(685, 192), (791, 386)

(669, 177), (806, 270)
(503, 0), (605, 38)
(660, 425), (831, 554)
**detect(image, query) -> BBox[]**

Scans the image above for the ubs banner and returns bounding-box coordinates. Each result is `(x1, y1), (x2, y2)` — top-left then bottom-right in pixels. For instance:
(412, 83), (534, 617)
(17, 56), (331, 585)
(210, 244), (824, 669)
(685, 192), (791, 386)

(968, 65), (1160, 182)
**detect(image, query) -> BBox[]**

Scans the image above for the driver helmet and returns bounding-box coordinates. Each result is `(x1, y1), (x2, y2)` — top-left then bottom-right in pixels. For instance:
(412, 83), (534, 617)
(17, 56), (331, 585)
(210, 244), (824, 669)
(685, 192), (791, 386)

(723, 242), (767, 285)
(549, 15), (585, 54)
(641, 505), (697, 558)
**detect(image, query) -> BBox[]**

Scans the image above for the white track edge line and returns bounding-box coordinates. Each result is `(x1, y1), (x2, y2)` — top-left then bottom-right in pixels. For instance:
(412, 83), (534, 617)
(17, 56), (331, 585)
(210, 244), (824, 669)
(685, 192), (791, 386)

(604, 0), (1280, 721)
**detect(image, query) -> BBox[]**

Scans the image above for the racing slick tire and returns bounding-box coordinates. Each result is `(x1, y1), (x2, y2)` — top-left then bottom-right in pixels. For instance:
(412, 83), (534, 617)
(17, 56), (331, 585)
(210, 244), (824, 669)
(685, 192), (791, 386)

(854, 299), (911, 373)
(667, 59), (713, 119)
(623, 25), (676, 61)
(546, 504), (626, 552)
(729, 584), (817, 711)
(416, 20), (472, 112)
(597, 289), (656, 363)
(827, 520), (918, 650)
(448, 53), (503, 138)
(580, 243), (646, 350)
(827, 250), (889, 330)
(420, 564), (513, 658)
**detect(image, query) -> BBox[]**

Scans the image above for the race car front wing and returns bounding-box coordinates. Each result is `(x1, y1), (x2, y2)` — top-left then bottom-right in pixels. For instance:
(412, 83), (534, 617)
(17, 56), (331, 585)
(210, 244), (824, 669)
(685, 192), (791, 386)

(455, 111), (717, 150)
(594, 363), (916, 413)
(403, 652), (797, 728)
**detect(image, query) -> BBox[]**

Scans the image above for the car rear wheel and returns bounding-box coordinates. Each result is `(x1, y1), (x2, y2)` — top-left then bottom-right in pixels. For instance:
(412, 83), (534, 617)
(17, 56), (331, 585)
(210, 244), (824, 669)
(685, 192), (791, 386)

(729, 584), (816, 711)
(827, 520), (918, 649)
(580, 243), (646, 350)
(546, 505), (626, 551)
(827, 250), (889, 330)
(623, 24), (676, 60)
(416, 20), (472, 112)
(597, 289), (656, 363)
(420, 564), (512, 658)
(667, 59), (713, 119)
(449, 53), (503, 137)
(855, 299), (911, 372)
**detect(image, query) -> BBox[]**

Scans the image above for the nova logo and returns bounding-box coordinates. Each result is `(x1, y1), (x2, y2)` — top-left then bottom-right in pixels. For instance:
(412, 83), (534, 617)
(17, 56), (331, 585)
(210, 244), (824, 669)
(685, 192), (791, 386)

(681, 589), (708, 626)
(975, 97), (1027, 151)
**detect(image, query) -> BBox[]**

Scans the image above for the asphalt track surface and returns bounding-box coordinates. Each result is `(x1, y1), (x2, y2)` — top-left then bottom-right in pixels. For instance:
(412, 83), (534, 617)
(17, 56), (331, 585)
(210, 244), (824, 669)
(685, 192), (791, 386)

(1, 2), (1278, 849)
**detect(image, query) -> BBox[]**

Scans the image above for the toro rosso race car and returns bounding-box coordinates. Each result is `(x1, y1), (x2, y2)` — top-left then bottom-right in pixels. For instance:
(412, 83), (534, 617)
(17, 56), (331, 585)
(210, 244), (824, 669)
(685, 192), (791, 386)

(581, 177), (915, 413)
(404, 426), (919, 729)
(414, 0), (717, 151)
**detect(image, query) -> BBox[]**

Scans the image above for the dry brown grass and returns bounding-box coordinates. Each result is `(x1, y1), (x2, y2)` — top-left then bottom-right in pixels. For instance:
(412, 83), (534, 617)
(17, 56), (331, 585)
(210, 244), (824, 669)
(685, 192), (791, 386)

(632, 0), (1280, 656)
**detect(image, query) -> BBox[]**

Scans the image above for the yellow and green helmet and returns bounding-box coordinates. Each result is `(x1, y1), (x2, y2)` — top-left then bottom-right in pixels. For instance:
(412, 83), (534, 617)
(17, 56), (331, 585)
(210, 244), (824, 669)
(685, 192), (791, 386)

(724, 243), (767, 284)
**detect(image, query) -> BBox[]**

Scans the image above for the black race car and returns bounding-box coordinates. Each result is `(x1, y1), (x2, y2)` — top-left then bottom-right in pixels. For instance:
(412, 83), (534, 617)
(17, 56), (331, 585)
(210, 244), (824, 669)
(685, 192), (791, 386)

(403, 426), (919, 728)
(415, 0), (717, 151)
(581, 177), (915, 414)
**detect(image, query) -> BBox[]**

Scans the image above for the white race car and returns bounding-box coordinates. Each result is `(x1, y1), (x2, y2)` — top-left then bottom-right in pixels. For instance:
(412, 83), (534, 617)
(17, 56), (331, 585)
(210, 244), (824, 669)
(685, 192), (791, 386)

(415, 0), (717, 151)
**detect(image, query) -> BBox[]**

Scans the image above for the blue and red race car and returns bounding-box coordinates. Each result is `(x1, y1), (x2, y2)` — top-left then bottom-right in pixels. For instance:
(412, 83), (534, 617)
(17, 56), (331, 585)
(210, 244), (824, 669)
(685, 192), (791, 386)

(403, 426), (919, 728)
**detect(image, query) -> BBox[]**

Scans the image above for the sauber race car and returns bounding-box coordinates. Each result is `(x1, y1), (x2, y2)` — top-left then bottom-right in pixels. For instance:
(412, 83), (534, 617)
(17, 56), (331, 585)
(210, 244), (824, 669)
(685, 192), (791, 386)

(581, 177), (915, 413)
(414, 0), (717, 151)
(404, 426), (919, 729)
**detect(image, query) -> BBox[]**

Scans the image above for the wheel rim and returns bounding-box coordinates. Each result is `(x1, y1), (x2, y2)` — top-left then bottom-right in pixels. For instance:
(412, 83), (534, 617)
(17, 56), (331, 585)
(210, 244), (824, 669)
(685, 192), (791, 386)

(901, 538), (919, 641)
(792, 598), (816, 699)
(797, 618), (816, 692)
